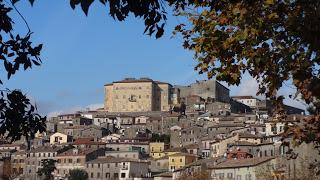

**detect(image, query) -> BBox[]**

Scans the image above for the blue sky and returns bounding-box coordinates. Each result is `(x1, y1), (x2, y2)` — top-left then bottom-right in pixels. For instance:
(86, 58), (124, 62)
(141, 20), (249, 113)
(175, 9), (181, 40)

(3, 1), (305, 116)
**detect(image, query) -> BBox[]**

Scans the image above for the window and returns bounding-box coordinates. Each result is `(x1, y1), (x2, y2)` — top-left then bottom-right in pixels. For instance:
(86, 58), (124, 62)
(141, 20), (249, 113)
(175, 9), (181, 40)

(271, 150), (274, 156)
(91, 172), (93, 178)
(172, 159), (174, 162)
(114, 173), (118, 178)
(219, 173), (224, 178)
(107, 163), (110, 168)
(237, 175), (242, 180)
(180, 158), (182, 162)
(121, 173), (126, 178)
(115, 163), (118, 167)
(68, 159), (72, 163)
(227, 173), (233, 178)
(245, 174), (251, 180)
(106, 173), (110, 178)
(265, 150), (267, 157)
(157, 162), (160, 166)
(98, 163), (100, 168)
(92, 164), (94, 168)
(77, 159), (81, 163)
(97, 172), (100, 178)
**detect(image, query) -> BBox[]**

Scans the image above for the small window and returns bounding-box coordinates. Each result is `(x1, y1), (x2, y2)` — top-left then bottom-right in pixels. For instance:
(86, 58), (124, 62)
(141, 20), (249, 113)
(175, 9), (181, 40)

(114, 173), (118, 178)
(245, 174), (251, 180)
(121, 173), (126, 178)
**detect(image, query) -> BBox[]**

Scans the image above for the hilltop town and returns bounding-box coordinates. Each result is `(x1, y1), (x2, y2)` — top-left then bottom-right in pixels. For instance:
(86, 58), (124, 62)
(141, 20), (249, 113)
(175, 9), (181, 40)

(1, 78), (318, 180)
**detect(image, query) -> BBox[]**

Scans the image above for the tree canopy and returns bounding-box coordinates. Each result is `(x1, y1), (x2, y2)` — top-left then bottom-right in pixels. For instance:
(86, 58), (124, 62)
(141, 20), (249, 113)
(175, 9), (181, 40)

(0, 0), (45, 146)
(37, 159), (56, 180)
(68, 169), (89, 180)
(172, 0), (320, 144)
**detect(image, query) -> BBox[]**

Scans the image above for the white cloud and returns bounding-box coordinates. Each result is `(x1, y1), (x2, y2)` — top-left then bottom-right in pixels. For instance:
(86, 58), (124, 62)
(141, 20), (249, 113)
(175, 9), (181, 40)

(47, 103), (104, 117)
(230, 76), (262, 98)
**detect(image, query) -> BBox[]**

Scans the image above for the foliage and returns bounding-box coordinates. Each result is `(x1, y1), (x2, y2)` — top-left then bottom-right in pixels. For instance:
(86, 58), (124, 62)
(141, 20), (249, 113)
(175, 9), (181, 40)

(68, 169), (89, 180)
(173, 0), (320, 144)
(151, 133), (170, 144)
(0, 0), (46, 145)
(176, 168), (211, 180)
(0, 89), (46, 145)
(37, 159), (56, 180)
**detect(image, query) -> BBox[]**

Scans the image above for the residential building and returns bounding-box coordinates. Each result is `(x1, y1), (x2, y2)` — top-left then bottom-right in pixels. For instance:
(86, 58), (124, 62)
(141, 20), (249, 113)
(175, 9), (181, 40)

(105, 142), (149, 154)
(55, 148), (106, 179)
(149, 142), (169, 159)
(150, 156), (169, 173)
(11, 151), (26, 177)
(86, 156), (149, 180)
(24, 146), (63, 180)
(209, 157), (275, 180)
(168, 152), (197, 171)
(50, 132), (72, 145)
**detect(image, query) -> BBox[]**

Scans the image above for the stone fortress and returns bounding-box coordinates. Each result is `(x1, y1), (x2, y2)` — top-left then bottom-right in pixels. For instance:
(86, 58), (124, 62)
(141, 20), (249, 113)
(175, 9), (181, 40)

(104, 77), (230, 113)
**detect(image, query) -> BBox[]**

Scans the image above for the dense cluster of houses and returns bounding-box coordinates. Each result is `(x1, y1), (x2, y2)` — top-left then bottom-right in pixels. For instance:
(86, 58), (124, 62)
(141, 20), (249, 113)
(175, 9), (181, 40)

(0, 79), (317, 180)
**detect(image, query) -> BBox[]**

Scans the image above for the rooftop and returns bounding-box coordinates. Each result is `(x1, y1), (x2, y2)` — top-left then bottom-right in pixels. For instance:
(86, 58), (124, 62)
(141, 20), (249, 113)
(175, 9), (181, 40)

(105, 78), (170, 86)
(168, 152), (198, 157)
(228, 141), (273, 147)
(238, 132), (262, 139)
(231, 96), (259, 100)
(87, 156), (148, 164)
(57, 148), (100, 157)
(208, 157), (274, 169)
